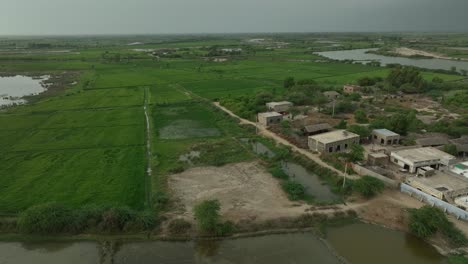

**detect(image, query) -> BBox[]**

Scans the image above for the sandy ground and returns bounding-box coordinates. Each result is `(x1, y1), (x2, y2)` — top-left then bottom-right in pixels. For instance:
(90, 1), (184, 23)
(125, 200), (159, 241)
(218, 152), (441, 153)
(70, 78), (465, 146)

(395, 47), (451, 60)
(169, 161), (309, 222)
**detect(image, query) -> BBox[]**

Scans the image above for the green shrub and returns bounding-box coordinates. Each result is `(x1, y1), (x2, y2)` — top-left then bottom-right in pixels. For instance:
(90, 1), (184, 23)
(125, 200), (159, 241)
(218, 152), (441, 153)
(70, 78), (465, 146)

(282, 180), (306, 201)
(168, 218), (192, 235)
(268, 164), (289, 180)
(409, 206), (467, 247)
(17, 203), (75, 234)
(194, 200), (221, 233)
(352, 176), (384, 198)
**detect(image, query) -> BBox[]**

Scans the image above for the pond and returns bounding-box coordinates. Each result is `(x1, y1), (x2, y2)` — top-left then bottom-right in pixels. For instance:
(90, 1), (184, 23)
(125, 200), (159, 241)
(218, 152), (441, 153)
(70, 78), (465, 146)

(327, 223), (446, 264)
(316, 48), (468, 73)
(0, 75), (49, 107)
(0, 223), (446, 264)
(281, 161), (339, 202)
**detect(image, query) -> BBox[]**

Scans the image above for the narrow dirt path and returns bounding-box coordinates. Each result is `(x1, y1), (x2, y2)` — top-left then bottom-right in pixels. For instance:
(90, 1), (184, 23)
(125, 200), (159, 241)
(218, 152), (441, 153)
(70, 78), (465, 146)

(143, 87), (152, 206)
(213, 102), (357, 179)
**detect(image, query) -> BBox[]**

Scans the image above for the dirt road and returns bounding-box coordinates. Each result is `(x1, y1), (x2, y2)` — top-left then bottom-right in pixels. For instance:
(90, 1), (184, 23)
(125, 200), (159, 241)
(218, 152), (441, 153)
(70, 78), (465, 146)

(213, 102), (356, 179)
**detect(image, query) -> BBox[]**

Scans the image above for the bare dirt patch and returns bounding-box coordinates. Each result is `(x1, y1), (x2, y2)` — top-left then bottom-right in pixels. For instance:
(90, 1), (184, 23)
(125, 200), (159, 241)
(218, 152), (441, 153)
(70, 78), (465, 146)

(168, 161), (309, 222)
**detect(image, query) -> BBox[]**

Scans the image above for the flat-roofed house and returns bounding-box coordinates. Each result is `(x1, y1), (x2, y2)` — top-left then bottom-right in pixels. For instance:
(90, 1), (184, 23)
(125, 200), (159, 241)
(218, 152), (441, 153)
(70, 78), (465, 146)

(302, 123), (332, 136)
(343, 84), (360, 94)
(258, 112), (283, 126)
(323, 91), (340, 101)
(372, 129), (400, 145)
(308, 130), (360, 153)
(450, 136), (468, 156)
(266, 101), (293, 113)
(390, 147), (457, 173)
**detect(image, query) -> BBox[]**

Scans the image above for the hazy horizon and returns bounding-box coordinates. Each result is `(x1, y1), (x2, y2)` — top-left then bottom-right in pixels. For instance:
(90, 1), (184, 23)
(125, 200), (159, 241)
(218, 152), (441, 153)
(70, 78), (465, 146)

(2, 0), (468, 35)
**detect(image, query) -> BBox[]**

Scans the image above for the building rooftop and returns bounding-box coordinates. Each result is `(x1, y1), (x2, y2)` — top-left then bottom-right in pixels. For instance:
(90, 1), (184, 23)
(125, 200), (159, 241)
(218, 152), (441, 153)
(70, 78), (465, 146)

(309, 130), (359, 144)
(303, 123), (332, 133)
(369, 152), (388, 159)
(323, 91), (340, 96)
(258, 112), (282, 118)
(373, 128), (399, 137)
(416, 137), (450, 147)
(391, 147), (455, 163)
(266, 101), (293, 107)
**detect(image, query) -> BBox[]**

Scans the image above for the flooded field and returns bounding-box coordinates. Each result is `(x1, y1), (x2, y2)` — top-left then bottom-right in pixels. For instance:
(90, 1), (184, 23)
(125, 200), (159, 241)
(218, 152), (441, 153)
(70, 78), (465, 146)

(0, 75), (48, 106)
(317, 48), (468, 72)
(0, 223), (446, 264)
(282, 162), (338, 202)
(158, 120), (221, 139)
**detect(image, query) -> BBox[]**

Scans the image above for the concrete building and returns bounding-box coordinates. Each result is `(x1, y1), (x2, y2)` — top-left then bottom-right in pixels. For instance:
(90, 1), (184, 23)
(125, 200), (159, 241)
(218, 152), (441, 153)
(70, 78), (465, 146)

(323, 91), (340, 100)
(343, 84), (360, 94)
(266, 101), (293, 113)
(367, 152), (389, 166)
(308, 130), (360, 153)
(416, 137), (450, 147)
(390, 147), (457, 173)
(258, 112), (283, 126)
(450, 136), (468, 156)
(372, 129), (400, 145)
(302, 123), (332, 136)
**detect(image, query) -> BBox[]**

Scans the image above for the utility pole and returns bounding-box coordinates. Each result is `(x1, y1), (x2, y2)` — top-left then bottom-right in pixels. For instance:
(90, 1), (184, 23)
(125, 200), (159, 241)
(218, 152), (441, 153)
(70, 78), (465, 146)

(332, 100), (336, 117)
(343, 162), (348, 188)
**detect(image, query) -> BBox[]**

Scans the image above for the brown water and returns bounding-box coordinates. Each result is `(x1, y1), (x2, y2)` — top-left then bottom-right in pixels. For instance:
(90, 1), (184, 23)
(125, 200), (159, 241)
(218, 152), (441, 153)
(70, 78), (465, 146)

(327, 223), (446, 264)
(0, 223), (446, 264)
(281, 161), (339, 202)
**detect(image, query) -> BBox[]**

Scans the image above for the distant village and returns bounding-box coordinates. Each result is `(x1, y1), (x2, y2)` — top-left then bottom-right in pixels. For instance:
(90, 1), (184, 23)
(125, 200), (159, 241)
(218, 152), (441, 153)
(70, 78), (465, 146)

(258, 84), (468, 217)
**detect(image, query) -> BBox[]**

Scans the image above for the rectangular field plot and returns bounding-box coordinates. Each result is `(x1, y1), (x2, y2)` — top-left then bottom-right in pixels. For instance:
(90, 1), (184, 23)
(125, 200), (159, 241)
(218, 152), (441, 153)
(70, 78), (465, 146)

(181, 79), (273, 99)
(0, 113), (49, 130)
(149, 85), (191, 104)
(153, 103), (222, 139)
(10, 125), (145, 151)
(38, 108), (144, 129)
(20, 87), (144, 112)
(0, 147), (146, 212)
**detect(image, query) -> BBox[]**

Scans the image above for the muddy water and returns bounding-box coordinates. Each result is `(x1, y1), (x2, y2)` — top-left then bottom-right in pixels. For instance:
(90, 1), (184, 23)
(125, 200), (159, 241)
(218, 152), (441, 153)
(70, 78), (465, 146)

(0, 223), (447, 264)
(0, 234), (341, 264)
(281, 161), (338, 202)
(0, 75), (48, 106)
(327, 223), (446, 264)
(316, 48), (468, 73)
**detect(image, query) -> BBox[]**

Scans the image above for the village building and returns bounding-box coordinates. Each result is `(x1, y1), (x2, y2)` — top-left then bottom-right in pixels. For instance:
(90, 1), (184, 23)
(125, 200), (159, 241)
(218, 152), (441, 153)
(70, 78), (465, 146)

(451, 161), (468, 178)
(302, 123), (332, 136)
(257, 112), (283, 126)
(450, 136), (468, 156)
(372, 129), (400, 145)
(390, 147), (457, 173)
(416, 136), (450, 147)
(367, 152), (389, 166)
(323, 91), (340, 100)
(343, 84), (360, 94)
(266, 101), (293, 113)
(308, 130), (360, 153)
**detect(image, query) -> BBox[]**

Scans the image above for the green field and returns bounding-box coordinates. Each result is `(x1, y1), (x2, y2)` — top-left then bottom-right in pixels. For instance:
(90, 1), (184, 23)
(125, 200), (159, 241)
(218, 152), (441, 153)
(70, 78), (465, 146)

(0, 34), (465, 214)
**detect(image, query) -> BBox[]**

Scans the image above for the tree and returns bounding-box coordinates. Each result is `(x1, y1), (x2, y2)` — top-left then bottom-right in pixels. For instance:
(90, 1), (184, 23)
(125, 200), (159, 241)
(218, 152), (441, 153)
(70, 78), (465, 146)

(443, 144), (458, 156)
(193, 200), (221, 233)
(354, 109), (368, 124)
(283, 77), (295, 89)
(352, 176), (385, 198)
(348, 125), (371, 139)
(281, 180), (305, 200)
(335, 120), (347, 129)
(348, 144), (364, 162)
(451, 66), (457, 73)
(461, 69), (468, 76)
(432, 77), (444, 83)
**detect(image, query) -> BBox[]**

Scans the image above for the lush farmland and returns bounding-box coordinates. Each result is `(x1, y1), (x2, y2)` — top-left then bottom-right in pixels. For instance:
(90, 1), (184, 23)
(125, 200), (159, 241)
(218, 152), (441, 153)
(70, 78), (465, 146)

(0, 34), (464, 215)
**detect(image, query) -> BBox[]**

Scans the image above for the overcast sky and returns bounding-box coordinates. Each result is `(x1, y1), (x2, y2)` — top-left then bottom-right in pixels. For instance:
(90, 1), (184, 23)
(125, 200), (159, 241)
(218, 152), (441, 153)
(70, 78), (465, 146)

(1, 0), (467, 35)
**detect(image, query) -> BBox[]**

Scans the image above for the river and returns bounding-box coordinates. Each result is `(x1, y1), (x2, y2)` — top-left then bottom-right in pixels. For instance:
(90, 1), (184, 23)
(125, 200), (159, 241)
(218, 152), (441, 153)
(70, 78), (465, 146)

(0, 223), (446, 264)
(316, 48), (468, 73)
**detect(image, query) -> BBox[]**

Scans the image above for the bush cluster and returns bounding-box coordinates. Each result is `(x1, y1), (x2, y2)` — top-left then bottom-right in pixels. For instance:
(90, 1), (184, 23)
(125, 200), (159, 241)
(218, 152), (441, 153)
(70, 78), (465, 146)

(17, 203), (157, 234)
